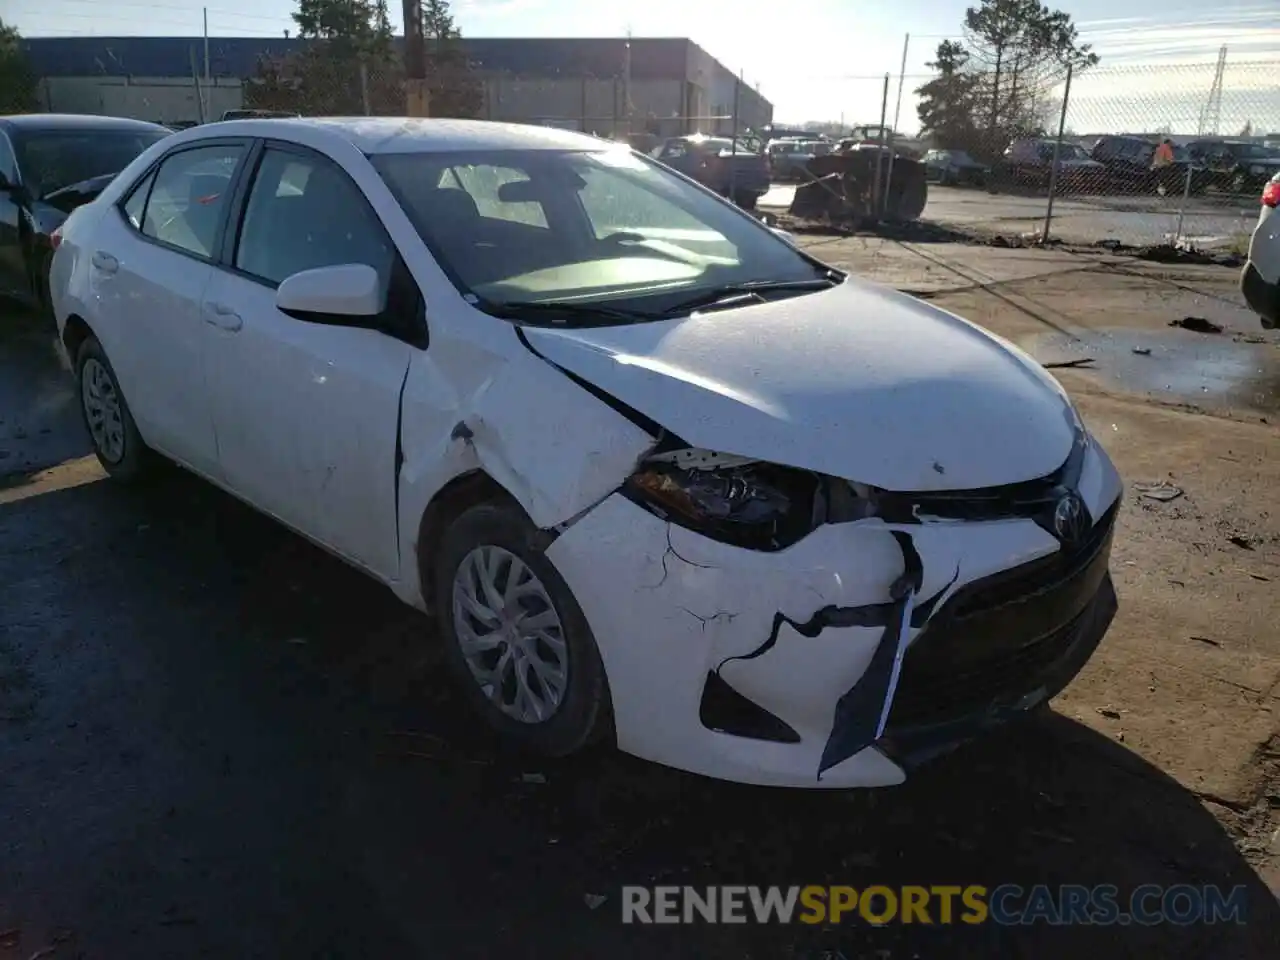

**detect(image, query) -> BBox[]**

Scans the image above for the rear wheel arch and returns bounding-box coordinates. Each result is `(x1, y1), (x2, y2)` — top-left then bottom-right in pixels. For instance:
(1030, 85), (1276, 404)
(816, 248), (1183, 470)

(62, 314), (95, 363)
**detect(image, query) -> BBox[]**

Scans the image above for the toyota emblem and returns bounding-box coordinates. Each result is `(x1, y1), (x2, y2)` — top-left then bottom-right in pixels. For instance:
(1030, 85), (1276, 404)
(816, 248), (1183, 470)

(1052, 492), (1089, 545)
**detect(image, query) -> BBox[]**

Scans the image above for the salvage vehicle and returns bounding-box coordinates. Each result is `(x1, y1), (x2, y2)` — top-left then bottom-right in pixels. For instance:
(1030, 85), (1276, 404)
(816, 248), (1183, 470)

(1241, 172), (1279, 329)
(0, 114), (170, 313)
(1183, 139), (1280, 196)
(651, 134), (771, 209)
(923, 149), (989, 187)
(996, 139), (1107, 193)
(50, 118), (1122, 788)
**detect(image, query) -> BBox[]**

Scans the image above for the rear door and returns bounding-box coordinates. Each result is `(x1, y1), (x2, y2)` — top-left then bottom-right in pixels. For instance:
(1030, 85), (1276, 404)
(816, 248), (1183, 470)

(200, 141), (420, 579)
(87, 139), (250, 478)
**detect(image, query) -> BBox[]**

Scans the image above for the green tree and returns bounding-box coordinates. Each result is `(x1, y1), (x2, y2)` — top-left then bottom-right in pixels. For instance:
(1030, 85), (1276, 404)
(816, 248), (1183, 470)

(248, 0), (399, 115)
(419, 0), (482, 118)
(0, 18), (39, 114)
(962, 0), (1097, 138)
(915, 41), (981, 151)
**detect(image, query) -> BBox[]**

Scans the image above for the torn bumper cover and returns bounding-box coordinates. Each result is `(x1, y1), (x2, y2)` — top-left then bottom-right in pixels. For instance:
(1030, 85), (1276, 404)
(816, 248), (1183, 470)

(544, 443), (1122, 788)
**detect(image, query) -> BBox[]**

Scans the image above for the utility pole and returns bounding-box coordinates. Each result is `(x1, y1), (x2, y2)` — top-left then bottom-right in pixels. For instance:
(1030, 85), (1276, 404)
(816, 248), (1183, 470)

(202, 7), (211, 120)
(403, 0), (428, 117)
(622, 28), (632, 136)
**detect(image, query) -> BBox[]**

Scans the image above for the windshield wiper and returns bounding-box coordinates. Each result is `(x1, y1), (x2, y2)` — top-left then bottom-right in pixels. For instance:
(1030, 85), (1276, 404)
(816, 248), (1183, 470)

(485, 299), (660, 325)
(660, 273), (841, 317)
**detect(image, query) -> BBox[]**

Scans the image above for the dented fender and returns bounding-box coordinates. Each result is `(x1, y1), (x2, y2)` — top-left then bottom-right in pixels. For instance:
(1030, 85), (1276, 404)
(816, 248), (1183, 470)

(391, 333), (657, 608)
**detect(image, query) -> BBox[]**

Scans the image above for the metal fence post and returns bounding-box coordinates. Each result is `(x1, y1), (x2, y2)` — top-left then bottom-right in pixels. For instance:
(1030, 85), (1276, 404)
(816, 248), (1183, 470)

(883, 34), (910, 219)
(1173, 163), (1194, 246)
(872, 73), (889, 218)
(359, 60), (371, 116)
(1041, 61), (1074, 243)
(729, 72), (740, 203)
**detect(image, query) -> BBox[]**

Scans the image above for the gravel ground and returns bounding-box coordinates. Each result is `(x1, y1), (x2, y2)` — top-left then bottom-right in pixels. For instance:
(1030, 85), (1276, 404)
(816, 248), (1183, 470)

(2, 244), (1278, 957)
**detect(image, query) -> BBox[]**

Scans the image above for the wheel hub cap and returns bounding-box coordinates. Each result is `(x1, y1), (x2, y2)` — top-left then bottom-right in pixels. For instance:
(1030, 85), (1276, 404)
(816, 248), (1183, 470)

(452, 545), (568, 724)
(81, 357), (125, 464)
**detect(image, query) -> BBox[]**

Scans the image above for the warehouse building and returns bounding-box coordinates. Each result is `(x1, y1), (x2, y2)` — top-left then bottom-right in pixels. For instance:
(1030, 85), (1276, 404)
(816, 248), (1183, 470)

(21, 36), (772, 138)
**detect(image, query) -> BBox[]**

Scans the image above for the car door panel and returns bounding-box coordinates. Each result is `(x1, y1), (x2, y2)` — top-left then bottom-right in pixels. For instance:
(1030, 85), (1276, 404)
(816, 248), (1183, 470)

(85, 140), (250, 479)
(0, 132), (25, 297)
(202, 144), (414, 579)
(201, 271), (410, 577)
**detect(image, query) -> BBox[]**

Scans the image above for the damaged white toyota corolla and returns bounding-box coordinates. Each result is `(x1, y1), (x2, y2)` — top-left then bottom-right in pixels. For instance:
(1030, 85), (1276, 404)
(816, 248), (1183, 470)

(50, 118), (1122, 787)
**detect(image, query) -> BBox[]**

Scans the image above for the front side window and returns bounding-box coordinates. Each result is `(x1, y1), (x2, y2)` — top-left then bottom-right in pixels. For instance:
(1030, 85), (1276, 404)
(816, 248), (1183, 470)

(235, 147), (394, 289)
(139, 144), (243, 258)
(373, 145), (826, 319)
(13, 128), (170, 200)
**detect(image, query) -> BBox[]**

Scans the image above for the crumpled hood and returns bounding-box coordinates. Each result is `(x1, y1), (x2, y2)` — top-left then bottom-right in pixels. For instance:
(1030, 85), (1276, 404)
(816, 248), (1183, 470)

(522, 278), (1078, 492)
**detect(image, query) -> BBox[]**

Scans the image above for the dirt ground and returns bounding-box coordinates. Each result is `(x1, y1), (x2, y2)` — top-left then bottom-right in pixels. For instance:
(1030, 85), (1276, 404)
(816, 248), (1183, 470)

(2, 241), (1279, 958)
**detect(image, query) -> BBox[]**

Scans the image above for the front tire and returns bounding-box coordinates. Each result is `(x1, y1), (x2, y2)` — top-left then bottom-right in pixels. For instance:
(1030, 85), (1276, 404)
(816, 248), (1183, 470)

(433, 501), (611, 757)
(75, 335), (152, 481)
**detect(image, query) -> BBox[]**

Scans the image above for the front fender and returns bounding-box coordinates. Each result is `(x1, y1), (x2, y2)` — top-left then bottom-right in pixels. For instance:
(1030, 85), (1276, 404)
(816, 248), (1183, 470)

(392, 338), (656, 609)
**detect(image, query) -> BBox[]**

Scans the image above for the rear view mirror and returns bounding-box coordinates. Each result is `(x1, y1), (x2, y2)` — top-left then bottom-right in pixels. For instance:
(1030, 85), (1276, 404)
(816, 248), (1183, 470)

(497, 172), (584, 202)
(276, 263), (384, 324)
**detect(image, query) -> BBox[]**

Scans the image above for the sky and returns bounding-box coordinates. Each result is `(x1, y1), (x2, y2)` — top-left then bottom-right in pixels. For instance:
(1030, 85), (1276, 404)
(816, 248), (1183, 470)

(7, 0), (1280, 133)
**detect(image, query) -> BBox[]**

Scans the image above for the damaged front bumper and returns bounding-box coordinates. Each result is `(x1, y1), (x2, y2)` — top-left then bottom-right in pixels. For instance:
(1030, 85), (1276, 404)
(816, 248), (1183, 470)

(544, 443), (1122, 788)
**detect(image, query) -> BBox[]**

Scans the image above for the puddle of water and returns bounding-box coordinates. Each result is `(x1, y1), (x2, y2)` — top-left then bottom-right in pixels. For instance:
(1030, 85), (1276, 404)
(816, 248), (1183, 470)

(1024, 326), (1280, 415)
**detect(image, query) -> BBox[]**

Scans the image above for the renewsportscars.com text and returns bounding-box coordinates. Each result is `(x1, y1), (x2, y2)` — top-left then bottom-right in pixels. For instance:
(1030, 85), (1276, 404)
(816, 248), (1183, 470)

(621, 884), (1249, 926)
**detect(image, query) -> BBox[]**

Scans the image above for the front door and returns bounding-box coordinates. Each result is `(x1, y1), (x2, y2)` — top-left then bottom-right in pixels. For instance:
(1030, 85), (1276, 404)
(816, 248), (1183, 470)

(201, 144), (413, 579)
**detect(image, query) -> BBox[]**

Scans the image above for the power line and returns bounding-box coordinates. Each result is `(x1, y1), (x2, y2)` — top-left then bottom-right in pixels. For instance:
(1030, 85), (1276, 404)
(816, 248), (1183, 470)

(20, 0), (295, 25)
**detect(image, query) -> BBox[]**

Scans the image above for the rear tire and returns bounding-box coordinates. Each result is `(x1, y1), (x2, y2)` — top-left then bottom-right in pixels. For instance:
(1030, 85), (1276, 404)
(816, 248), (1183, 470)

(75, 335), (153, 482)
(433, 500), (612, 757)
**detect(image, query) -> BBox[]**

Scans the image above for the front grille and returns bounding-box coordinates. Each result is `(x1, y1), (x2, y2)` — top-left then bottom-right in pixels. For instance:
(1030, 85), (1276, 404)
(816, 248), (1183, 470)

(887, 501), (1118, 727)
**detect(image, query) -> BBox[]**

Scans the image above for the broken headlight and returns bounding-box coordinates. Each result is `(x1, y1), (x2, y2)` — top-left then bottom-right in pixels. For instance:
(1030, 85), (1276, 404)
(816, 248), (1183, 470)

(624, 449), (836, 551)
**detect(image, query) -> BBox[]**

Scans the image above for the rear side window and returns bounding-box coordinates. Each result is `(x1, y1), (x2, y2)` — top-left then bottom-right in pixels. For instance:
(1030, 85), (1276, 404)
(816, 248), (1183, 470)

(122, 170), (156, 229)
(137, 144), (243, 258)
(234, 147), (394, 289)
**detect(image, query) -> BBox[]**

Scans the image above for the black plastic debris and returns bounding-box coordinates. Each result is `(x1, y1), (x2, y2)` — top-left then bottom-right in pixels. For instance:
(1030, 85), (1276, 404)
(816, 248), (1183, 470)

(1043, 358), (1096, 370)
(1169, 316), (1224, 334)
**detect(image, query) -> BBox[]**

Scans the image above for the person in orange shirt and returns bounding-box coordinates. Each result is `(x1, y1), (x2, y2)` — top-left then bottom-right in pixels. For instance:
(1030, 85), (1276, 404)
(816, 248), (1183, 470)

(1152, 138), (1176, 168)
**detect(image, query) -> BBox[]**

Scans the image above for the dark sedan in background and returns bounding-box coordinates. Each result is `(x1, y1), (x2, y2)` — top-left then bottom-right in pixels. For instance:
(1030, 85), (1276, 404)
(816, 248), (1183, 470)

(0, 114), (171, 314)
(651, 134), (772, 209)
(924, 149), (989, 186)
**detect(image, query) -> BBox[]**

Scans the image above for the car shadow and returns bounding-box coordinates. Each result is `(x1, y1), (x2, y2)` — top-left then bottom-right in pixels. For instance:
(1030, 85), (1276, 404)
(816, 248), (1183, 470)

(1, 469), (1276, 960)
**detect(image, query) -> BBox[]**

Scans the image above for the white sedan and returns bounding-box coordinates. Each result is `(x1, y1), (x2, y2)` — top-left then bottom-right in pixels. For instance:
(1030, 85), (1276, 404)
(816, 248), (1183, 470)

(50, 118), (1123, 788)
(1241, 171), (1279, 329)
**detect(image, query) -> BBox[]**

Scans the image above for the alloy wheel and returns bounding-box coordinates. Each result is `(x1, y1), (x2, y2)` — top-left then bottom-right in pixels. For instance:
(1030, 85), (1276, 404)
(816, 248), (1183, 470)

(451, 545), (569, 724)
(81, 357), (125, 464)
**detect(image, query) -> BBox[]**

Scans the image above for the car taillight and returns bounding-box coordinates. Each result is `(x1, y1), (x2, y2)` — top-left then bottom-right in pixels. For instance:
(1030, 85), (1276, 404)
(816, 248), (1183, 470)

(1263, 181), (1280, 208)
(49, 226), (63, 250)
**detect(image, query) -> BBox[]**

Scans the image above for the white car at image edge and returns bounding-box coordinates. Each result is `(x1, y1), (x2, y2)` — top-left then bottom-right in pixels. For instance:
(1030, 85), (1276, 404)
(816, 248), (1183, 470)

(49, 118), (1123, 788)
(1241, 172), (1279, 329)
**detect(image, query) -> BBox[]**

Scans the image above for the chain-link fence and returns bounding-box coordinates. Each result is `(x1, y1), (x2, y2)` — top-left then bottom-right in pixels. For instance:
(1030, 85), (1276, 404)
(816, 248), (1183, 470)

(750, 58), (1278, 251)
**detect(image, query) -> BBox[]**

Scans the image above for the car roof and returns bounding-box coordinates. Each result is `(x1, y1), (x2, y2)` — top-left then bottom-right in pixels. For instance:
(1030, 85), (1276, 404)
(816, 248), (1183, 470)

(181, 117), (610, 155)
(0, 113), (171, 135)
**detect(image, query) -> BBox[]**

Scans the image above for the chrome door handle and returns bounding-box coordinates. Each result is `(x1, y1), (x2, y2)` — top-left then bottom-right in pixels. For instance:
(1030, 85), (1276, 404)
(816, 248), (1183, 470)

(91, 251), (118, 274)
(204, 302), (243, 332)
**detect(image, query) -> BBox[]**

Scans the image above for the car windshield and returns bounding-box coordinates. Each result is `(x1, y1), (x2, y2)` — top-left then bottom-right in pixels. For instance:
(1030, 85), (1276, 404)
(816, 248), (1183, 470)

(373, 146), (828, 322)
(14, 128), (169, 198)
(1058, 143), (1090, 160)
